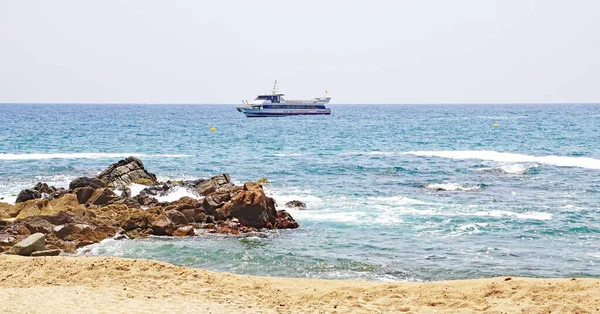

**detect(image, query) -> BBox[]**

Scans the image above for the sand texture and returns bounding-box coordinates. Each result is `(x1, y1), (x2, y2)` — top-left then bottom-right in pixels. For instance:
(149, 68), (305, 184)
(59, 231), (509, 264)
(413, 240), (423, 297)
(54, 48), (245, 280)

(0, 255), (598, 313)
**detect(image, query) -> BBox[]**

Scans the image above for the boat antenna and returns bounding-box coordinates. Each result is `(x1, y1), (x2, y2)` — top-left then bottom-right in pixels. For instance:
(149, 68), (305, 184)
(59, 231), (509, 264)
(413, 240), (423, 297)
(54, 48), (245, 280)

(272, 80), (278, 95)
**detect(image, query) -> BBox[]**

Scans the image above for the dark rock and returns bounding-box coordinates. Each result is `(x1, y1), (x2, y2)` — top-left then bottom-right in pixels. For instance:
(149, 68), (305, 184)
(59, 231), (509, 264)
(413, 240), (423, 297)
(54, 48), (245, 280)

(15, 189), (41, 203)
(120, 187), (132, 198)
(74, 187), (95, 204)
(24, 219), (54, 234)
(180, 208), (206, 223)
(86, 188), (118, 206)
(194, 174), (231, 196)
(69, 177), (107, 190)
(33, 182), (58, 194)
(202, 192), (231, 215)
(215, 189), (271, 229)
(285, 200), (307, 210)
(134, 194), (159, 207)
(97, 156), (157, 187)
(165, 210), (187, 225)
(107, 197), (141, 208)
(31, 249), (61, 257)
(274, 210), (299, 229)
(5, 232), (45, 256)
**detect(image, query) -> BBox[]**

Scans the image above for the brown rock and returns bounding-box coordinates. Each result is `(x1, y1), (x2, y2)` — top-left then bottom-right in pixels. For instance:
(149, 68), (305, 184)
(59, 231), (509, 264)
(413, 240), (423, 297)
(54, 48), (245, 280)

(285, 200), (307, 210)
(194, 174), (231, 196)
(274, 210), (299, 229)
(0, 202), (19, 218)
(15, 194), (85, 219)
(74, 187), (95, 204)
(215, 190), (271, 229)
(172, 226), (195, 237)
(150, 215), (174, 236)
(97, 157), (158, 187)
(24, 219), (54, 234)
(243, 182), (263, 192)
(202, 192), (231, 215)
(86, 188), (118, 206)
(165, 210), (187, 225)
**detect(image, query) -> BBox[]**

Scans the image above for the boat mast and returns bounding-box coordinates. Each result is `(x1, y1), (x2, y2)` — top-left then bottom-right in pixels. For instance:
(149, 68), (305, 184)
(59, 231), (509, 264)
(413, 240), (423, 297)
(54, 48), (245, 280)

(271, 80), (278, 95)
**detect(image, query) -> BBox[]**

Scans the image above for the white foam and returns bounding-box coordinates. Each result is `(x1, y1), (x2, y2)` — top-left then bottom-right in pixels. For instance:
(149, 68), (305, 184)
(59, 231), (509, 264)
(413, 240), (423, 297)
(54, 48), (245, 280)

(272, 153), (303, 157)
(474, 210), (552, 220)
(425, 183), (481, 192)
(0, 153), (193, 160)
(404, 150), (600, 170)
(153, 186), (201, 203)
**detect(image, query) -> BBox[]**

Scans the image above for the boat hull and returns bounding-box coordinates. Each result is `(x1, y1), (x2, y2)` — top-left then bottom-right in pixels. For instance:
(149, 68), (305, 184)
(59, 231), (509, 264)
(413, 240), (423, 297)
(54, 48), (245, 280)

(239, 108), (331, 117)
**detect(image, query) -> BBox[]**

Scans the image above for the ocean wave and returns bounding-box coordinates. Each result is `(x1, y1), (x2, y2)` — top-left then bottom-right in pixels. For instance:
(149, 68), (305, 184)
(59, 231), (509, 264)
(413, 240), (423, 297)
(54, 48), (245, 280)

(404, 150), (600, 170)
(477, 164), (536, 175)
(0, 153), (193, 160)
(272, 153), (303, 157)
(425, 183), (481, 192)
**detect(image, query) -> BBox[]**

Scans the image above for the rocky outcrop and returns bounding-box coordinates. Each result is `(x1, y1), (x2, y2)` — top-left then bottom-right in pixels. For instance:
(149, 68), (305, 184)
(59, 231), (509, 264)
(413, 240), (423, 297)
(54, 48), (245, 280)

(0, 157), (301, 253)
(5, 233), (46, 256)
(97, 157), (157, 187)
(69, 177), (106, 190)
(15, 189), (41, 203)
(15, 194), (86, 219)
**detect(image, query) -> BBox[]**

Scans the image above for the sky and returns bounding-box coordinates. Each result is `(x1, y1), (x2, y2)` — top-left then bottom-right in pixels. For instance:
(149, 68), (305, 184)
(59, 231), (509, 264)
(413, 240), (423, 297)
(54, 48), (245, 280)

(0, 0), (599, 104)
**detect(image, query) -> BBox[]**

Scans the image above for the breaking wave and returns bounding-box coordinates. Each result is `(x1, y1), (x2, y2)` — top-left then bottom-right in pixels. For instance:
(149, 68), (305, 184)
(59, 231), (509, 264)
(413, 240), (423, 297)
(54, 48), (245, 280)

(404, 150), (600, 170)
(425, 183), (481, 192)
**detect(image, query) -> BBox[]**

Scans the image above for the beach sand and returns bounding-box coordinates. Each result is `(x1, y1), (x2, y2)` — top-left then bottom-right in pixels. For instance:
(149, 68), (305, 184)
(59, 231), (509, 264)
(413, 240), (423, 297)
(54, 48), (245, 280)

(0, 255), (598, 313)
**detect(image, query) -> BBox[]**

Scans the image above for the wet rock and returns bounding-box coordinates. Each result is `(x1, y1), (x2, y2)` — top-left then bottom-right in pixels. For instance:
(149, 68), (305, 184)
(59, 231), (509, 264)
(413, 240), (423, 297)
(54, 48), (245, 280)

(203, 192), (231, 215)
(120, 187), (132, 198)
(31, 249), (61, 257)
(107, 197), (141, 208)
(215, 189), (271, 229)
(134, 194), (159, 207)
(32, 182), (58, 194)
(15, 189), (41, 203)
(194, 174), (232, 196)
(5, 232), (45, 256)
(97, 156), (157, 187)
(74, 187), (95, 204)
(285, 200), (307, 210)
(69, 177), (107, 190)
(273, 210), (299, 229)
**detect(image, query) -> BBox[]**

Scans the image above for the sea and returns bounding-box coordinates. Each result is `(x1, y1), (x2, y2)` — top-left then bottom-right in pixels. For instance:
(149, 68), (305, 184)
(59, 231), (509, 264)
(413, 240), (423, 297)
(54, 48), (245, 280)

(1, 103), (600, 282)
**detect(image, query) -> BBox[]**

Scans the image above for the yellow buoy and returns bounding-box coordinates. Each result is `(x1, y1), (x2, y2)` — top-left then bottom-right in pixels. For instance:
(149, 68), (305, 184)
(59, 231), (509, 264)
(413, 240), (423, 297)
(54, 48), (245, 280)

(493, 123), (498, 128)
(210, 127), (216, 132)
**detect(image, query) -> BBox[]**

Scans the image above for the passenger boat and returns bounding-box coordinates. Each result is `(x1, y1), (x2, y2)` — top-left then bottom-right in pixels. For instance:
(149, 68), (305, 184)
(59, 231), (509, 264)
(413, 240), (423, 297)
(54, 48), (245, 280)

(236, 81), (331, 117)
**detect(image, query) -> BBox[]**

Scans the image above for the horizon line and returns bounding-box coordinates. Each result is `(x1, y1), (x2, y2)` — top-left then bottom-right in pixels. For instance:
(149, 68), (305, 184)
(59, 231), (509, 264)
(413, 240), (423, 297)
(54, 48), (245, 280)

(1, 102), (600, 106)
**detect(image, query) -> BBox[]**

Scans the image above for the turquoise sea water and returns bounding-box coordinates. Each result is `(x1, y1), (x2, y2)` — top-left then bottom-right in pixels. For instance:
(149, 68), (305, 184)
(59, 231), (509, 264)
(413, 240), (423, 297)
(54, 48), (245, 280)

(1, 104), (600, 281)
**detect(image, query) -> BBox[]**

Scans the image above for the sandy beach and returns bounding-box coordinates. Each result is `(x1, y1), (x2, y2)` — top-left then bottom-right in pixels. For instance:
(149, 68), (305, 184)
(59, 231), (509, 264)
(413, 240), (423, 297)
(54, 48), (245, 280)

(0, 255), (597, 313)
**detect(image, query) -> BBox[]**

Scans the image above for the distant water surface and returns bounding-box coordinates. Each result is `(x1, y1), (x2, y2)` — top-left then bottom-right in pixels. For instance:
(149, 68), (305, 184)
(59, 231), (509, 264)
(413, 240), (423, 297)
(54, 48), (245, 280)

(1, 103), (600, 281)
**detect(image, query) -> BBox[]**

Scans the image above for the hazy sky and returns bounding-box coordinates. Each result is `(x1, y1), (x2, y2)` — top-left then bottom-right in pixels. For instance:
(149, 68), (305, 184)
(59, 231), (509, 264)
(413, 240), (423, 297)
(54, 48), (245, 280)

(1, 0), (599, 104)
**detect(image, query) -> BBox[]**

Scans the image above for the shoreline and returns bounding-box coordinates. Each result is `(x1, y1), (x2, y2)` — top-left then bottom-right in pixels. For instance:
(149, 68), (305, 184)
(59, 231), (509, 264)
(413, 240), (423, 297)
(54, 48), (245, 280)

(1, 255), (598, 313)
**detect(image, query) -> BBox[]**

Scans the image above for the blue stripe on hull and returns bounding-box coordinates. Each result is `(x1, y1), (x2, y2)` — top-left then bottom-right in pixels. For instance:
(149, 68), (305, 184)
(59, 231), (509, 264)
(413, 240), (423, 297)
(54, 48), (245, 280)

(244, 112), (331, 117)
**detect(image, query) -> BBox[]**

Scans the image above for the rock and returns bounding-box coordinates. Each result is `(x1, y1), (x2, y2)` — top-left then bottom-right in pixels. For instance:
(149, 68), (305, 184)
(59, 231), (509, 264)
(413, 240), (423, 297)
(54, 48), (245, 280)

(202, 192), (231, 215)
(74, 187), (95, 204)
(107, 197), (141, 208)
(274, 210), (299, 229)
(215, 190), (271, 229)
(243, 182), (263, 192)
(133, 194), (159, 207)
(32, 182), (58, 194)
(120, 187), (132, 198)
(15, 194), (85, 219)
(257, 178), (269, 184)
(165, 209), (187, 225)
(150, 215), (174, 236)
(24, 219), (54, 234)
(5, 233), (45, 256)
(97, 156), (157, 187)
(51, 223), (116, 245)
(172, 225), (195, 237)
(69, 177), (107, 190)
(285, 200), (307, 210)
(0, 202), (19, 218)
(30, 249), (61, 257)
(86, 188), (118, 206)
(194, 174), (232, 196)
(15, 189), (41, 203)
